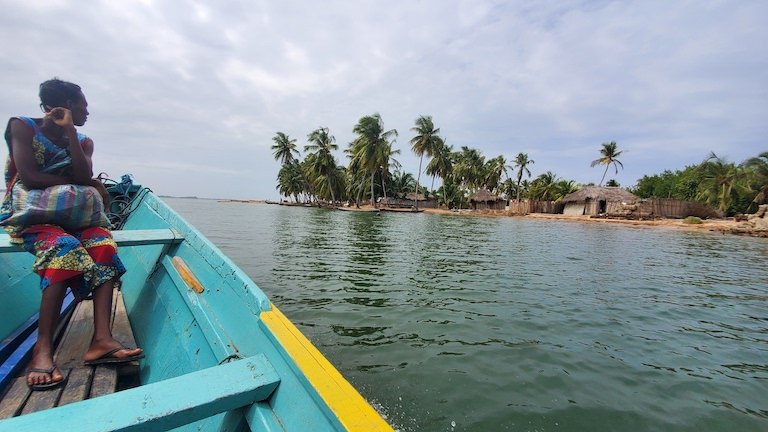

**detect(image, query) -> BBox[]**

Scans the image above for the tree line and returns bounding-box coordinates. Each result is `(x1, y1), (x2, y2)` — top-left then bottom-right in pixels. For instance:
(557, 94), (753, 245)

(630, 152), (768, 216)
(272, 113), (767, 215)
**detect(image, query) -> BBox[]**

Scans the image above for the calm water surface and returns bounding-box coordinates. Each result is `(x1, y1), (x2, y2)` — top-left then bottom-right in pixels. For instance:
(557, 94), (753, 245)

(165, 198), (768, 432)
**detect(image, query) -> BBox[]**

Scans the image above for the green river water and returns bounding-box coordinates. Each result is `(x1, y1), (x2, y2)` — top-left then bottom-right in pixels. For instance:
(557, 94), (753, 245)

(165, 198), (768, 432)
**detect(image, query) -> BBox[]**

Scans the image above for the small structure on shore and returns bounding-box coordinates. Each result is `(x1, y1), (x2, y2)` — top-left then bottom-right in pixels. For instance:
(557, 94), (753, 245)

(561, 186), (722, 219)
(561, 186), (638, 216)
(507, 199), (564, 215)
(470, 189), (506, 210)
(379, 193), (437, 209)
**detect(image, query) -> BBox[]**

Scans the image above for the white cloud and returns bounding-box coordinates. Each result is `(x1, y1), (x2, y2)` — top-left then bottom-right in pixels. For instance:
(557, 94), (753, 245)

(0, 0), (765, 197)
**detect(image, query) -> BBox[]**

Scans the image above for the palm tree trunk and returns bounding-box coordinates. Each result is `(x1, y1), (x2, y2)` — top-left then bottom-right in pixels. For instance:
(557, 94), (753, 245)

(381, 174), (387, 202)
(370, 170), (376, 207)
(431, 175), (435, 192)
(356, 183), (362, 208)
(414, 155), (423, 210)
(600, 165), (609, 186)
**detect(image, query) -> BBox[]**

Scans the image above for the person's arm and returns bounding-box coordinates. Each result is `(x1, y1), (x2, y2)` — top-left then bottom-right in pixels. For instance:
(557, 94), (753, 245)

(50, 107), (93, 184)
(11, 108), (94, 189)
(9, 119), (72, 189)
(88, 177), (110, 208)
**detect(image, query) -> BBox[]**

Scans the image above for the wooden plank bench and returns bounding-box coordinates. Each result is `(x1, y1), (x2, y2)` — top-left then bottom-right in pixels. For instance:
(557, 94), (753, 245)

(0, 228), (185, 419)
(0, 228), (183, 253)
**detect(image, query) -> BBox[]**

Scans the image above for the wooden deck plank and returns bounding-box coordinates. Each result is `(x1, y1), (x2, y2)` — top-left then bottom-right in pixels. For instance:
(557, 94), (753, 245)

(57, 367), (92, 407)
(54, 300), (94, 370)
(88, 366), (118, 399)
(112, 290), (141, 376)
(0, 377), (30, 419)
(19, 369), (68, 415)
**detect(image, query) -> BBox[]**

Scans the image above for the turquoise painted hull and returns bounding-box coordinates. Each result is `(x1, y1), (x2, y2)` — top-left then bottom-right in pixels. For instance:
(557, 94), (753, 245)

(0, 187), (391, 431)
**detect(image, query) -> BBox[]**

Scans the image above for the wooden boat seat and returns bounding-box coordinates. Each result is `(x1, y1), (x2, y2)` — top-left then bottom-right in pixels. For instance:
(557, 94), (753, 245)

(0, 228), (184, 253)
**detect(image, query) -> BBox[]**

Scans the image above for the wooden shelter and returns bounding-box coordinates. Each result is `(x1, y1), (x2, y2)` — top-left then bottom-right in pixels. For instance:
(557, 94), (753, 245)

(561, 186), (638, 216)
(378, 193), (437, 209)
(470, 189), (506, 210)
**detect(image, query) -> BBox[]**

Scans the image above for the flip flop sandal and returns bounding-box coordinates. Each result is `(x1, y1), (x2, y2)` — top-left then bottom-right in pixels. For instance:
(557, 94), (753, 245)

(27, 365), (66, 391)
(84, 347), (145, 365)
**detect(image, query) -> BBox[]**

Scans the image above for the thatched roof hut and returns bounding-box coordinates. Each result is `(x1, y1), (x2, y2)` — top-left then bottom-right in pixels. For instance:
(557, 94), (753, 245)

(470, 189), (506, 210)
(405, 192), (431, 202)
(380, 193), (436, 209)
(561, 186), (637, 203)
(561, 186), (637, 216)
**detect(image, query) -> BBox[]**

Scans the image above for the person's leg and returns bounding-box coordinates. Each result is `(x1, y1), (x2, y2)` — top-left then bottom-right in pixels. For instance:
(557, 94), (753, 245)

(75, 227), (141, 362)
(27, 281), (67, 387)
(82, 280), (142, 362)
(21, 226), (87, 388)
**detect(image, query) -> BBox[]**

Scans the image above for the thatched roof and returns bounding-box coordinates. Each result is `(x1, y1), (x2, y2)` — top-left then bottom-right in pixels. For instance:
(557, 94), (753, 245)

(470, 189), (504, 202)
(561, 186), (637, 203)
(405, 192), (433, 201)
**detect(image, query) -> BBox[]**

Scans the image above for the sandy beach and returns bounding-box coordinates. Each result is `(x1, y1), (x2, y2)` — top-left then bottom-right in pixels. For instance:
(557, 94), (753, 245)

(246, 200), (767, 238)
(420, 207), (768, 237)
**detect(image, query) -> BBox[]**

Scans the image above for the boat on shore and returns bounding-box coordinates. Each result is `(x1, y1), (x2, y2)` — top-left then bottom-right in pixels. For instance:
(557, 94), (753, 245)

(0, 182), (392, 431)
(335, 206), (380, 213)
(379, 207), (424, 213)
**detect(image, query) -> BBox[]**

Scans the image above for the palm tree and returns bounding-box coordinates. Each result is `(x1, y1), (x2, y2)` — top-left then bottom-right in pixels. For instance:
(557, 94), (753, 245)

(553, 180), (579, 201)
(410, 116), (443, 209)
(271, 132), (300, 165)
(379, 142), (402, 202)
(697, 152), (746, 215)
(349, 114), (398, 207)
(389, 170), (416, 199)
(276, 161), (304, 202)
(436, 181), (464, 209)
(591, 141), (624, 186)
(305, 127), (340, 207)
(453, 146), (485, 194)
(528, 171), (559, 201)
(484, 155), (508, 194)
(426, 140), (453, 192)
(511, 153), (534, 201)
(745, 151), (768, 207)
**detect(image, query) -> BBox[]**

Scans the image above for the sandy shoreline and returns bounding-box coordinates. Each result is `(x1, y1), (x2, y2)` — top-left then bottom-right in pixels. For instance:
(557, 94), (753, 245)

(232, 200), (767, 238)
(421, 208), (744, 235)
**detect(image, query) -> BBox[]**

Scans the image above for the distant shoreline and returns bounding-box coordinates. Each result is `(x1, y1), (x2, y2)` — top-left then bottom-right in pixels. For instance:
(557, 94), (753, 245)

(221, 200), (768, 238)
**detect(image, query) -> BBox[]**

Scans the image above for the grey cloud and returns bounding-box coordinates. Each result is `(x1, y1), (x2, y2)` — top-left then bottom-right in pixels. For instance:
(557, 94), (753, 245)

(1, 0), (765, 198)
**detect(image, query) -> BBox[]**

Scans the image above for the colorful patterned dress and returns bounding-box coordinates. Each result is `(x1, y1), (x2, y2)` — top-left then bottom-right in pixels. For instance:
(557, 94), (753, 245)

(1, 117), (125, 300)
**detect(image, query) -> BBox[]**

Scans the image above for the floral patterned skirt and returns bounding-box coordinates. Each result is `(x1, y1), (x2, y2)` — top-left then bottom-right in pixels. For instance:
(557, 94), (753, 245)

(20, 225), (126, 300)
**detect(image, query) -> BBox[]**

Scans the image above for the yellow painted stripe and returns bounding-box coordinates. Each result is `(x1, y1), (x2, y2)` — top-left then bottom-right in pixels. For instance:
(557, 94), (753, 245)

(260, 304), (394, 431)
(172, 256), (205, 294)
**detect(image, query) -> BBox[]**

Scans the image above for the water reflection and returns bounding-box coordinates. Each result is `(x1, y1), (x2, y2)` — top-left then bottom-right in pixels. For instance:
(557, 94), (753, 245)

(165, 199), (768, 432)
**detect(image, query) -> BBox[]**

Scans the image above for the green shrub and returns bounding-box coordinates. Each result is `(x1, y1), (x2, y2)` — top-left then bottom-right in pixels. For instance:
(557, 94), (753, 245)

(683, 216), (703, 224)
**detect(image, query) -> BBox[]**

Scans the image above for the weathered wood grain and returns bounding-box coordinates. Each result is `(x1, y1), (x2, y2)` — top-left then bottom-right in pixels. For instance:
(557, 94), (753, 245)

(0, 377), (29, 419)
(57, 367), (92, 407)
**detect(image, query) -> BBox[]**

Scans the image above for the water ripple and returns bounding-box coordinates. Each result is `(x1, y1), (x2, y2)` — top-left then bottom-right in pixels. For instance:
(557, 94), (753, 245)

(167, 199), (768, 432)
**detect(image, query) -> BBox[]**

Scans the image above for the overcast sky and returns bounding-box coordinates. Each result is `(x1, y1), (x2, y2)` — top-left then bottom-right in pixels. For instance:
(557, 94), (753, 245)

(1, 0), (765, 199)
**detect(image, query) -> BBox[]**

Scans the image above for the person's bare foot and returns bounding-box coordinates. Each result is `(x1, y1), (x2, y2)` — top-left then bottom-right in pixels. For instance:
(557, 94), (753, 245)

(27, 346), (64, 388)
(83, 338), (143, 364)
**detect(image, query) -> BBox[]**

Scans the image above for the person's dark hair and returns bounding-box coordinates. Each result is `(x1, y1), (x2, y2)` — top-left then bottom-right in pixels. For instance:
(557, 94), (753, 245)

(39, 78), (82, 110)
